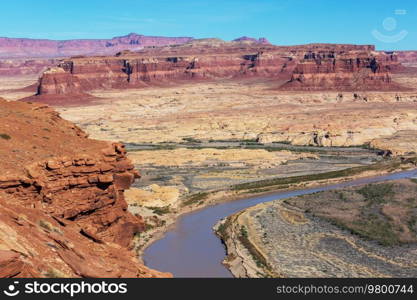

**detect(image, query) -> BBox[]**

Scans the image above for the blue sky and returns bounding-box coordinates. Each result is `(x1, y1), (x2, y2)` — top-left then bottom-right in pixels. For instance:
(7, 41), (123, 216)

(1, 0), (416, 50)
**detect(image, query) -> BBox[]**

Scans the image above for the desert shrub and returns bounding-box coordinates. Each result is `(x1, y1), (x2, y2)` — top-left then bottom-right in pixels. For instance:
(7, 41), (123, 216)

(337, 192), (348, 202)
(349, 218), (399, 246)
(357, 183), (394, 204)
(238, 225), (269, 269)
(182, 137), (202, 143)
(44, 268), (66, 278)
(240, 225), (248, 238)
(215, 218), (231, 240)
(183, 192), (208, 206)
(0, 133), (11, 140)
(326, 216), (399, 246)
(146, 206), (170, 215)
(38, 219), (62, 234)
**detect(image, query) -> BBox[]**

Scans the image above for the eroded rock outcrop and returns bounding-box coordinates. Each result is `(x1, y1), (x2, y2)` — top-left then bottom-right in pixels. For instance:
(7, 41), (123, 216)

(396, 51), (417, 65)
(32, 42), (405, 100)
(34, 45), (294, 98)
(280, 50), (403, 91)
(0, 98), (169, 278)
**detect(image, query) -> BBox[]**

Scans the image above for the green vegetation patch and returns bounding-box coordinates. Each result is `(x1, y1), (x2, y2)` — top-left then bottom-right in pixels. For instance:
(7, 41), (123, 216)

(231, 158), (412, 192)
(287, 178), (417, 246)
(215, 218), (232, 241)
(356, 183), (394, 204)
(146, 206), (171, 215)
(183, 192), (209, 206)
(237, 225), (270, 269)
(348, 217), (399, 247)
(182, 137), (202, 144)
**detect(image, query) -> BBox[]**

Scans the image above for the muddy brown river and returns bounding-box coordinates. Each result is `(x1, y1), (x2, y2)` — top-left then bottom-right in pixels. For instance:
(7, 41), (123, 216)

(143, 169), (417, 277)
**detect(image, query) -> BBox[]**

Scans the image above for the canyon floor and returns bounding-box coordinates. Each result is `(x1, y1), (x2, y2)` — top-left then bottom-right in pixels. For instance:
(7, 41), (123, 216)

(0, 75), (37, 100)
(56, 78), (417, 153)
(42, 76), (416, 255)
(1, 71), (417, 277)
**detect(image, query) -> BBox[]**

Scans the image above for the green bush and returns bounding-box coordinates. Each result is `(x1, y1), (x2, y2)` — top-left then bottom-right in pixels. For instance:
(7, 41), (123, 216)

(146, 206), (170, 215)
(183, 192), (208, 206)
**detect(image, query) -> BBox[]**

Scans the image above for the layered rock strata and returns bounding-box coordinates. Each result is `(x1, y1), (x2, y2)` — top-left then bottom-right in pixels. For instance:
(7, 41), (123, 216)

(0, 98), (169, 278)
(33, 42), (404, 98)
(280, 50), (403, 91)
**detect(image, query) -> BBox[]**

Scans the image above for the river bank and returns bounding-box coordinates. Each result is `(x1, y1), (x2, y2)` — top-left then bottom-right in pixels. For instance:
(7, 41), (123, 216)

(130, 143), (382, 255)
(138, 156), (417, 276)
(216, 177), (417, 278)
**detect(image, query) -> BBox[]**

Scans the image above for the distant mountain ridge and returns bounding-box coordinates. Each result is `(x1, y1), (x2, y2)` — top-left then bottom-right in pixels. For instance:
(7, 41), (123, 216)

(232, 36), (270, 44)
(0, 33), (194, 58)
(0, 33), (276, 59)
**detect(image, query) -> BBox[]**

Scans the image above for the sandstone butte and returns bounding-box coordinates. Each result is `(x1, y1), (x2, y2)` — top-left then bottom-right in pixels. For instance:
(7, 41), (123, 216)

(28, 41), (409, 104)
(0, 97), (170, 278)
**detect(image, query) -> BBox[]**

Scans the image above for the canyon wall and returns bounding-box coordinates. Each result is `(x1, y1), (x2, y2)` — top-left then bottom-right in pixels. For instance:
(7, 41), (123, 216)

(0, 98), (169, 278)
(0, 33), (193, 58)
(280, 50), (402, 91)
(35, 47), (294, 96)
(32, 42), (404, 99)
(396, 51), (417, 65)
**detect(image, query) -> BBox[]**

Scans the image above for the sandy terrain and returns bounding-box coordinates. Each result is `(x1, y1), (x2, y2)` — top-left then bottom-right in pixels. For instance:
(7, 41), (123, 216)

(55, 80), (417, 155)
(0, 75), (37, 100)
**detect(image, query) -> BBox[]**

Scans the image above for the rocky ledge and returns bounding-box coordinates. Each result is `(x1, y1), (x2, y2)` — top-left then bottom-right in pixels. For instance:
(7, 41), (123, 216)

(0, 97), (169, 278)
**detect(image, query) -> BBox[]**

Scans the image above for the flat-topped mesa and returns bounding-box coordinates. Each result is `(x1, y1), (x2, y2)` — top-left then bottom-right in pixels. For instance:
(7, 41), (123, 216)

(35, 46), (295, 96)
(280, 49), (403, 91)
(33, 43), (404, 98)
(0, 98), (169, 278)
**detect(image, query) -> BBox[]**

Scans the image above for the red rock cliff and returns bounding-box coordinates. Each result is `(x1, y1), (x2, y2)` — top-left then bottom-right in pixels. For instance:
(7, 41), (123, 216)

(0, 98), (169, 278)
(280, 50), (403, 91)
(35, 43), (295, 97)
(33, 42), (404, 99)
